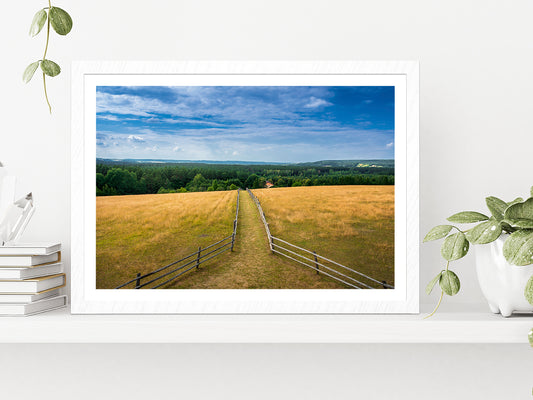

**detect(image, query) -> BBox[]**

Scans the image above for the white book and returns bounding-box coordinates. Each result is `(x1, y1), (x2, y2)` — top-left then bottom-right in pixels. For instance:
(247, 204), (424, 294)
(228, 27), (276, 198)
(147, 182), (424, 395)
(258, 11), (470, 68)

(0, 273), (65, 294)
(0, 288), (61, 303)
(0, 263), (63, 280)
(0, 251), (60, 267)
(0, 242), (61, 256)
(0, 295), (67, 316)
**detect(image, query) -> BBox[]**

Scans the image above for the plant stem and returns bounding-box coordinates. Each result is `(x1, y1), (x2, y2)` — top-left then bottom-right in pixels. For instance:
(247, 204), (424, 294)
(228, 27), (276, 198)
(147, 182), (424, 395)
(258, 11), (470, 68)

(42, 0), (52, 113)
(424, 290), (444, 319)
(424, 261), (450, 319)
(455, 227), (471, 234)
(43, 73), (51, 114)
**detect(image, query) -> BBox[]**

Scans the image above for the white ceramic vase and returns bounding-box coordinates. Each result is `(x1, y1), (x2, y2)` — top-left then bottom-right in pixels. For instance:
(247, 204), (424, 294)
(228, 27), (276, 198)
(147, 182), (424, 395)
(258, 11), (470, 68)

(474, 235), (533, 317)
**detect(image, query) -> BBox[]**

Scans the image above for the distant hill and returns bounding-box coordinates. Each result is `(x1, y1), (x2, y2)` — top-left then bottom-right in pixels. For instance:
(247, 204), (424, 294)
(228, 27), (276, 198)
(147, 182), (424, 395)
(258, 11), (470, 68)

(296, 159), (394, 168)
(97, 158), (394, 168)
(97, 158), (288, 166)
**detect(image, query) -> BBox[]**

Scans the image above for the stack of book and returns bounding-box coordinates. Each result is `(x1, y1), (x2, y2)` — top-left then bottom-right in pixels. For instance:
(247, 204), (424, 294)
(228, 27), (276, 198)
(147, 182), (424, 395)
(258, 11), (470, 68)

(0, 242), (66, 316)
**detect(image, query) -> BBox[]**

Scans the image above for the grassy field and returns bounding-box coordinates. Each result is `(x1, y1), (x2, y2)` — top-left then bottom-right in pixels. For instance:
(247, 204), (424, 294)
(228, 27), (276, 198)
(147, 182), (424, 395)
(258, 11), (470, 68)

(252, 185), (395, 286)
(96, 190), (237, 288)
(165, 190), (345, 289)
(97, 186), (394, 289)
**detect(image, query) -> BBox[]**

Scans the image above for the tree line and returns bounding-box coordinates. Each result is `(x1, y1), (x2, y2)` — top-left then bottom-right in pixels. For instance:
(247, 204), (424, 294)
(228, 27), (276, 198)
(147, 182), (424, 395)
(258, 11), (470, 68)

(96, 162), (394, 196)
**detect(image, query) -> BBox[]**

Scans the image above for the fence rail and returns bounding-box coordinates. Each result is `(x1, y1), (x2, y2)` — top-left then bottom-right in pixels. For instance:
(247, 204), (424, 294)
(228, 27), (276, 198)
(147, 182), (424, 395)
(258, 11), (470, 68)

(115, 189), (240, 289)
(246, 188), (393, 290)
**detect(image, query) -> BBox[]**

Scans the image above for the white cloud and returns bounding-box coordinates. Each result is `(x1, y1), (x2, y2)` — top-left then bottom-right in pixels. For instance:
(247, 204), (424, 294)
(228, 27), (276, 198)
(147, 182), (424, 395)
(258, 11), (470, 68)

(97, 87), (337, 126)
(96, 93), (156, 117)
(304, 97), (333, 109)
(97, 114), (119, 121)
(95, 86), (394, 162)
(161, 118), (226, 127)
(127, 135), (145, 143)
(139, 128), (156, 135)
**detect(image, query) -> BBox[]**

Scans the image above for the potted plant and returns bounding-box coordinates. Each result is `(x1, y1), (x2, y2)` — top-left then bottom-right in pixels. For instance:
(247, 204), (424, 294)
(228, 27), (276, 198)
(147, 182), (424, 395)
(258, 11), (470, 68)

(424, 186), (533, 317)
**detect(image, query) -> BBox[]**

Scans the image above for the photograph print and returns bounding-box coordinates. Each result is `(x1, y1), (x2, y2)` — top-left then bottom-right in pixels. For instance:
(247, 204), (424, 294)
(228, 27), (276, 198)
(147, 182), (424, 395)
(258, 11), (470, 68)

(95, 84), (396, 290)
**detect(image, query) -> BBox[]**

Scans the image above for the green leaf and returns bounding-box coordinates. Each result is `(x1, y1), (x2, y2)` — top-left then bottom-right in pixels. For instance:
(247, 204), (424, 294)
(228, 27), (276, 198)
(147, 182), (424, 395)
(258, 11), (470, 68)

(29, 9), (47, 37)
(423, 225), (453, 242)
(22, 61), (40, 83)
(441, 232), (470, 261)
(529, 328), (533, 347)
(530, 186), (533, 198)
(426, 271), (443, 295)
(508, 197), (524, 207)
(485, 196), (508, 221)
(503, 219), (533, 229)
(503, 198), (533, 229)
(465, 218), (502, 244)
(447, 211), (489, 224)
(439, 270), (460, 296)
(502, 230), (533, 266)
(525, 275), (533, 305)
(40, 59), (61, 77)
(505, 197), (533, 220)
(500, 221), (517, 234)
(49, 7), (72, 35)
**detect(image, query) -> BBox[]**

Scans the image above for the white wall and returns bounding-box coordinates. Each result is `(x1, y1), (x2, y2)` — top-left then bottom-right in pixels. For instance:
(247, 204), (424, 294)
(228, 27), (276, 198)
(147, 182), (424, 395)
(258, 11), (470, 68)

(1, 1), (532, 398)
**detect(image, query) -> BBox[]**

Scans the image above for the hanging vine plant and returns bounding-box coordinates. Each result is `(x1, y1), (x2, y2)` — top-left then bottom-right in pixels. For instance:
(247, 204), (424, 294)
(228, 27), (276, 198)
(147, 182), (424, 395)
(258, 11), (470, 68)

(23, 2), (73, 113)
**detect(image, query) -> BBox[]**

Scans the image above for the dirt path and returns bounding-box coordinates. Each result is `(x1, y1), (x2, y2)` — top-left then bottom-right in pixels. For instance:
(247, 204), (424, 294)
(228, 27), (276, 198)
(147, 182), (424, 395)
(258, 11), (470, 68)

(167, 190), (344, 289)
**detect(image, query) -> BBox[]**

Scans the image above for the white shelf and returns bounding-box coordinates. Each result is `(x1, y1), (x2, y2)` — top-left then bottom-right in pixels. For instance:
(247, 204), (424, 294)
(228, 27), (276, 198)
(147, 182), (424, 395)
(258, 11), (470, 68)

(0, 304), (531, 343)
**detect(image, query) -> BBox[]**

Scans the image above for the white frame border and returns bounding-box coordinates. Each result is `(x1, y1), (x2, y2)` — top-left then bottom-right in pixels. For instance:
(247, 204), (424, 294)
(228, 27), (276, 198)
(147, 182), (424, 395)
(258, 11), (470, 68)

(71, 61), (419, 314)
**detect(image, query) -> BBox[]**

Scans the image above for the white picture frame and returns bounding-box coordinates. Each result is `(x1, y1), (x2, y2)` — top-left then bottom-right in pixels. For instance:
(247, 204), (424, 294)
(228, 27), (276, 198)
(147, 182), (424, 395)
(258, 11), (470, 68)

(71, 61), (419, 314)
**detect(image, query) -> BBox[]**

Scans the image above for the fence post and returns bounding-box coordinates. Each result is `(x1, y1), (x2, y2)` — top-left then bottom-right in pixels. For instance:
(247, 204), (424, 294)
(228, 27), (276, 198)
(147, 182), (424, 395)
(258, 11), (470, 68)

(135, 273), (141, 289)
(314, 252), (319, 275)
(231, 220), (236, 251)
(196, 246), (201, 269)
(270, 235), (274, 252)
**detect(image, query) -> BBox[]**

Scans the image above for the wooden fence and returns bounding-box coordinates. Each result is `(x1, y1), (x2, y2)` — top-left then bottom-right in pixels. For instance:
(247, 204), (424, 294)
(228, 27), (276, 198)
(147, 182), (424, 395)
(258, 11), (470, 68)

(246, 188), (393, 290)
(115, 189), (240, 289)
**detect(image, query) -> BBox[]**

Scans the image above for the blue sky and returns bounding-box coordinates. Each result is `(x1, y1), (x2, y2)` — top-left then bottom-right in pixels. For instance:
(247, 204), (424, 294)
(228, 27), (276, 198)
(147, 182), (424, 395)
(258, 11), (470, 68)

(96, 86), (394, 163)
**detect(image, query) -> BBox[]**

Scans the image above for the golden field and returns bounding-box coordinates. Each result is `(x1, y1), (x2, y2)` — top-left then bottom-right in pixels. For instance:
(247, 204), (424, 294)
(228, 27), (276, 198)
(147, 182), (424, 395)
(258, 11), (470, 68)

(163, 190), (346, 289)
(252, 185), (395, 286)
(96, 190), (237, 288)
(97, 186), (394, 289)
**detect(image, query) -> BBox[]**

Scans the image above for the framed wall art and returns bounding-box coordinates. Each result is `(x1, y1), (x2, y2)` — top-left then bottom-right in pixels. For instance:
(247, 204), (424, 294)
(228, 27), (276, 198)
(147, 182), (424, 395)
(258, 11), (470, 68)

(71, 61), (419, 313)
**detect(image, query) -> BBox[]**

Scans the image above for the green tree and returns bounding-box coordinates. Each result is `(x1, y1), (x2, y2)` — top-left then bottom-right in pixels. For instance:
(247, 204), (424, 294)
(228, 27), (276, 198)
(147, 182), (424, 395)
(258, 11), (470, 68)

(100, 184), (118, 196)
(105, 168), (139, 195)
(96, 173), (105, 189)
(188, 173), (208, 192)
(245, 174), (259, 189)
(277, 177), (287, 187)
(257, 177), (267, 188)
